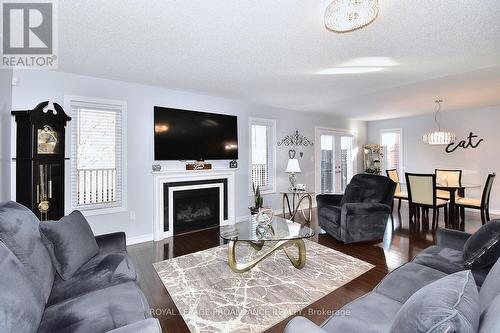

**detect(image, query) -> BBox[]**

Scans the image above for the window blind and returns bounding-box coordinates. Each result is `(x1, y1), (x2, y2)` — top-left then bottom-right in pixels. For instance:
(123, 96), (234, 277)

(70, 100), (123, 210)
(381, 130), (403, 177)
(249, 118), (275, 193)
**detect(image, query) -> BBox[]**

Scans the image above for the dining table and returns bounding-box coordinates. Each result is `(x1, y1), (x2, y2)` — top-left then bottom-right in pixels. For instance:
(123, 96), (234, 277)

(399, 182), (481, 229)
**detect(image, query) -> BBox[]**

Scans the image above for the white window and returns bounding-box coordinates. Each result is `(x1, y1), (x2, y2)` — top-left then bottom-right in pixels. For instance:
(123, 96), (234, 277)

(249, 118), (276, 194)
(66, 96), (127, 213)
(380, 129), (403, 176)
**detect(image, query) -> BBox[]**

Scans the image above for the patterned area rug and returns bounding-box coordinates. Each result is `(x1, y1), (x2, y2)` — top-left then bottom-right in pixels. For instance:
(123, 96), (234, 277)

(153, 240), (373, 333)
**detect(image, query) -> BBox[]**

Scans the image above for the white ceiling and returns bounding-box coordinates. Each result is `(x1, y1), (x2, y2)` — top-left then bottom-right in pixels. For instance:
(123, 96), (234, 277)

(57, 1), (500, 121)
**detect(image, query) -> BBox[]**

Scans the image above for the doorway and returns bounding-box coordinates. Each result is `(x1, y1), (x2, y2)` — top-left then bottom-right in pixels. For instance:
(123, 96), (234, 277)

(315, 128), (356, 194)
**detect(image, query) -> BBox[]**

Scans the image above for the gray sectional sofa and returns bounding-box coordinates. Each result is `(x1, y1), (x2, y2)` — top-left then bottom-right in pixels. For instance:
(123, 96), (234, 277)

(0, 201), (161, 333)
(284, 226), (500, 333)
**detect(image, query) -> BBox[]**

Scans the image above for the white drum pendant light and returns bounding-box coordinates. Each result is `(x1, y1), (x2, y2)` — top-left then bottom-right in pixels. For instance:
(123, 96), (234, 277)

(423, 100), (456, 145)
(324, 0), (379, 33)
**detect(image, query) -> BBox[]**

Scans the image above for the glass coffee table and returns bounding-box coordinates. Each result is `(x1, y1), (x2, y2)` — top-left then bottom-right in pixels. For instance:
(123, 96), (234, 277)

(220, 215), (315, 273)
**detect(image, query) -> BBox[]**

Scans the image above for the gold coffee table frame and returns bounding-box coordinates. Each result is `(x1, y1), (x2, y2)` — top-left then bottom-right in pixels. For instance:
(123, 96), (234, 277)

(227, 238), (306, 273)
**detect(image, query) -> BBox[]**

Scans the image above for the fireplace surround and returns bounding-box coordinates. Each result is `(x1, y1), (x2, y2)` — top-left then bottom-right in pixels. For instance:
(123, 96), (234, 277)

(153, 169), (235, 240)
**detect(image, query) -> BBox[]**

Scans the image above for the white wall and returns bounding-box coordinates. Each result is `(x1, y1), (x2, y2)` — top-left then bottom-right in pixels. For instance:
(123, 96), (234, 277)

(367, 106), (500, 212)
(0, 69), (13, 202)
(9, 69), (366, 242)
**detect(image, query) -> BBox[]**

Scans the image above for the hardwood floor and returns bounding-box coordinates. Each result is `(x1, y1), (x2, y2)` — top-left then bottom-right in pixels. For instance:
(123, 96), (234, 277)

(128, 204), (496, 333)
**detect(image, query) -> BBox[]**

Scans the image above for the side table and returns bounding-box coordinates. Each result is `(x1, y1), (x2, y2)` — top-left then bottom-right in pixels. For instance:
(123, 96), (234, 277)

(281, 190), (314, 223)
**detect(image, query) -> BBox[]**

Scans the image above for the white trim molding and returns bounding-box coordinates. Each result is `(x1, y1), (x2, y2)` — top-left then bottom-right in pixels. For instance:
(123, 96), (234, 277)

(126, 233), (154, 246)
(63, 95), (128, 216)
(379, 128), (404, 176)
(152, 168), (236, 241)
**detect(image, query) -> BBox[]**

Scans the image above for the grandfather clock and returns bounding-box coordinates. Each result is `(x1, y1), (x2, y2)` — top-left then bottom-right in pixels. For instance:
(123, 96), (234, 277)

(12, 102), (71, 220)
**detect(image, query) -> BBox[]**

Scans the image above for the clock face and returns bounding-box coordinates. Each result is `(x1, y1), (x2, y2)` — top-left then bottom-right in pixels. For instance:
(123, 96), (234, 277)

(37, 125), (59, 154)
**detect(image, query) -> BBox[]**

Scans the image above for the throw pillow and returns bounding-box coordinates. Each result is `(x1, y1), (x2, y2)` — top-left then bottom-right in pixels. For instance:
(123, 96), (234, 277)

(463, 220), (500, 269)
(39, 210), (99, 280)
(390, 270), (479, 333)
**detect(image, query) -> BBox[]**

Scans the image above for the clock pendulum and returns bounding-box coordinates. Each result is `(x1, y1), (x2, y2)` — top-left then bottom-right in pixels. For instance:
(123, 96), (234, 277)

(37, 164), (53, 220)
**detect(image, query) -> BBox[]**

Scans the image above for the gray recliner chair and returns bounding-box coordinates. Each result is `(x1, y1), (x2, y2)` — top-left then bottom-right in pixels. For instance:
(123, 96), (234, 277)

(316, 174), (396, 243)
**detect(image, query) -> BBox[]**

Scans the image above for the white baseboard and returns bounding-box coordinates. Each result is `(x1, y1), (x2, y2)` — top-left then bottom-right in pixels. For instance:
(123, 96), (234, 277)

(489, 209), (500, 216)
(126, 233), (153, 245)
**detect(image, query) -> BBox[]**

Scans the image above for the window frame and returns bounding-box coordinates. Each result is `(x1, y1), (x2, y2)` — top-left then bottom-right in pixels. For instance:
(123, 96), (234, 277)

(64, 95), (127, 216)
(248, 117), (276, 195)
(379, 128), (404, 177)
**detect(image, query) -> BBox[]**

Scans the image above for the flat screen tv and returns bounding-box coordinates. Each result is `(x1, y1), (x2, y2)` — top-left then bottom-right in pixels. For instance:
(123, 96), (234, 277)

(154, 106), (238, 160)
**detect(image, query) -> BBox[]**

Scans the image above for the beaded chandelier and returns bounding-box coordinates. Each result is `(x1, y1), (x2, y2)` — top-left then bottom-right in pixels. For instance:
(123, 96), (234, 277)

(324, 0), (379, 33)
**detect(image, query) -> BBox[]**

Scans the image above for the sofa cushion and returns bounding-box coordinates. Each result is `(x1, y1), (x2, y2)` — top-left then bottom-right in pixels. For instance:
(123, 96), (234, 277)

(47, 251), (137, 306)
(0, 201), (55, 302)
(39, 210), (99, 280)
(322, 292), (402, 333)
(478, 258), (500, 313)
(479, 293), (500, 333)
(390, 270), (479, 333)
(37, 282), (151, 333)
(0, 241), (45, 333)
(412, 245), (464, 274)
(106, 318), (161, 333)
(463, 220), (500, 269)
(375, 262), (447, 303)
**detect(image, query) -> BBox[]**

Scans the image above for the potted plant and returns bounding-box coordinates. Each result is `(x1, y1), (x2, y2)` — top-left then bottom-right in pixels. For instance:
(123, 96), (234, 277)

(250, 183), (263, 215)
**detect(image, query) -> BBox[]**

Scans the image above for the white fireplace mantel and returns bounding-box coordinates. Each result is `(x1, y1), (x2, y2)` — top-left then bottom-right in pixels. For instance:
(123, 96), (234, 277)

(152, 169), (236, 241)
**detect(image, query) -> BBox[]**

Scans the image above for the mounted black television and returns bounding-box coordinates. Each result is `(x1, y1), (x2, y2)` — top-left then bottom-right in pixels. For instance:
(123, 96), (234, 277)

(154, 106), (238, 160)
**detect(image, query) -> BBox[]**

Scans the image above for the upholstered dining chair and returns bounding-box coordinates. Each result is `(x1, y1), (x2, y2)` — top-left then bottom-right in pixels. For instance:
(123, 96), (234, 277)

(435, 169), (462, 200)
(457, 173), (496, 225)
(405, 173), (448, 229)
(386, 169), (408, 213)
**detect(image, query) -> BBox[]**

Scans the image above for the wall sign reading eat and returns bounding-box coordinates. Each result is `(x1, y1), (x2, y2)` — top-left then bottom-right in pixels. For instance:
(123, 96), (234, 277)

(446, 132), (484, 153)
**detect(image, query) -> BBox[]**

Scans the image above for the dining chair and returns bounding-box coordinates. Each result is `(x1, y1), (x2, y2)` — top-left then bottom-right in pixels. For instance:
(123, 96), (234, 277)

(386, 169), (408, 213)
(456, 173), (496, 225)
(435, 169), (462, 200)
(405, 173), (448, 229)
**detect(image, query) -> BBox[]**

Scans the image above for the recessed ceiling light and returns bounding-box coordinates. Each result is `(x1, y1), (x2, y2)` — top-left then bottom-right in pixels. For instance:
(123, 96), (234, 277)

(339, 57), (399, 67)
(317, 67), (384, 75)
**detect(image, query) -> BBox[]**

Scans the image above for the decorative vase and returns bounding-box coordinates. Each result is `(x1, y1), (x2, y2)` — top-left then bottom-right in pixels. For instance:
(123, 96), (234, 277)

(255, 208), (274, 226)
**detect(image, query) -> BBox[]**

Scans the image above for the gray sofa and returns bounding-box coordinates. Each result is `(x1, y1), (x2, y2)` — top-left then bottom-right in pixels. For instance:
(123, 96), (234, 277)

(284, 227), (500, 333)
(0, 201), (161, 333)
(317, 174), (396, 243)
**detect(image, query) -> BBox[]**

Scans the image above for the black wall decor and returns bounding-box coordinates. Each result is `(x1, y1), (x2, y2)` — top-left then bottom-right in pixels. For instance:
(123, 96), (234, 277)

(12, 102), (71, 220)
(445, 132), (484, 153)
(277, 130), (314, 147)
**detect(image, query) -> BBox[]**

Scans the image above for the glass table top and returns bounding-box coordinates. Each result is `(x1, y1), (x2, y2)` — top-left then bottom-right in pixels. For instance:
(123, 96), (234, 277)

(220, 215), (315, 242)
(280, 190), (315, 195)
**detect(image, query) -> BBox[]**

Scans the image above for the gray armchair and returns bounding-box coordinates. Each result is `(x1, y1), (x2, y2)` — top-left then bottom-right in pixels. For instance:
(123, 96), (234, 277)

(317, 174), (396, 243)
